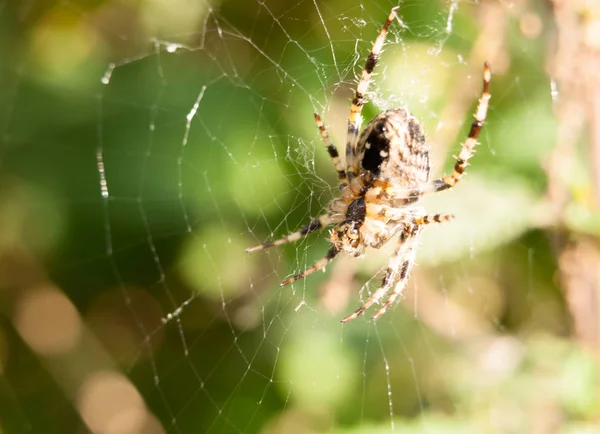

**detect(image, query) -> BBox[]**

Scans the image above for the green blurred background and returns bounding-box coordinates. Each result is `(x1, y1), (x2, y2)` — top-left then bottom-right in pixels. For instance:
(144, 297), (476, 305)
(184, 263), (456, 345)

(1, 0), (599, 433)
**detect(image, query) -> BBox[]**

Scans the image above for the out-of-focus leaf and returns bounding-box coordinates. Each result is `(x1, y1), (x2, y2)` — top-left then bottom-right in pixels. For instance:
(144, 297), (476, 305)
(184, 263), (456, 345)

(418, 174), (538, 265)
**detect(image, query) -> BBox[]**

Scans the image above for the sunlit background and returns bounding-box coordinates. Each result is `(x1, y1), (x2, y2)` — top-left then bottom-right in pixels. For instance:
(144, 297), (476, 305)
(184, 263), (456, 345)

(1, 0), (599, 433)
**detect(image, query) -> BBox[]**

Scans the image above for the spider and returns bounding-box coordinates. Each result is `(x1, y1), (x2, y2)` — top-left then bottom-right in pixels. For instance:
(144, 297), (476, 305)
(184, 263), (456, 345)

(247, 6), (491, 322)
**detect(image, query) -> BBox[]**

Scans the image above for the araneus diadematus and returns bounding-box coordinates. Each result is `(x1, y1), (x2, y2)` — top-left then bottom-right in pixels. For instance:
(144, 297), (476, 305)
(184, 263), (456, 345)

(247, 6), (491, 322)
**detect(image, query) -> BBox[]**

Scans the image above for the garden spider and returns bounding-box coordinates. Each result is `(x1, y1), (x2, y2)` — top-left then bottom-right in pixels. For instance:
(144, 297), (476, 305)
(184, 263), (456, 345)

(247, 6), (491, 322)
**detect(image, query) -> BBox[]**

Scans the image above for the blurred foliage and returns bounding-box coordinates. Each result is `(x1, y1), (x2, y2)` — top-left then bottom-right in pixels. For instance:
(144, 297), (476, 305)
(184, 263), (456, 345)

(0, 0), (599, 433)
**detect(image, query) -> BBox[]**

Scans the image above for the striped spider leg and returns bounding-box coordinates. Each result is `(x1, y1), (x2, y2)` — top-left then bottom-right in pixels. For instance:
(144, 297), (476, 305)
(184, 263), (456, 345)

(346, 6), (400, 181)
(385, 62), (492, 201)
(341, 212), (454, 323)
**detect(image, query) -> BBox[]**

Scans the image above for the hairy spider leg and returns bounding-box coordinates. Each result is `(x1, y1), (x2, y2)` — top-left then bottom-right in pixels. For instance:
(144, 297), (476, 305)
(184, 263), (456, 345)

(370, 215), (459, 319)
(370, 224), (422, 320)
(341, 224), (420, 323)
(314, 113), (347, 183)
(340, 213), (453, 322)
(385, 62), (491, 200)
(413, 213), (454, 225)
(346, 6), (399, 181)
(431, 62), (492, 191)
(365, 201), (454, 225)
(280, 246), (340, 286)
(246, 214), (331, 253)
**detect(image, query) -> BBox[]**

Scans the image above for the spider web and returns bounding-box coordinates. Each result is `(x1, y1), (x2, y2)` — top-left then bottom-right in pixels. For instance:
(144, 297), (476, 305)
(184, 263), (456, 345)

(1, 0), (594, 433)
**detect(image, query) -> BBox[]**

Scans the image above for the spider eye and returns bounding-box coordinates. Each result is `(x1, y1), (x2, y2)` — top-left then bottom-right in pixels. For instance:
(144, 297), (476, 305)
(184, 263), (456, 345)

(347, 227), (360, 240)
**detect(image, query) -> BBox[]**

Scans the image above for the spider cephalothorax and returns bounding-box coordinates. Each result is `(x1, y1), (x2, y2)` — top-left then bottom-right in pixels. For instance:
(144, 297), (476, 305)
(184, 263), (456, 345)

(247, 6), (491, 322)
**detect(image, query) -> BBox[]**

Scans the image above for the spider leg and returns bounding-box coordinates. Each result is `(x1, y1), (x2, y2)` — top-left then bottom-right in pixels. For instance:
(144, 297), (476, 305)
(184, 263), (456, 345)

(363, 216), (450, 321)
(341, 223), (420, 323)
(280, 246), (340, 286)
(246, 214), (331, 253)
(429, 62), (491, 192)
(371, 224), (422, 320)
(385, 62), (491, 200)
(413, 213), (454, 226)
(346, 7), (399, 181)
(314, 113), (346, 183)
(366, 203), (454, 225)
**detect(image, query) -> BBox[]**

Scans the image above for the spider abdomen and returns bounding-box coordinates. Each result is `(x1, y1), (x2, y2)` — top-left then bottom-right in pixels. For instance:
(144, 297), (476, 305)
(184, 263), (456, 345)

(358, 109), (430, 187)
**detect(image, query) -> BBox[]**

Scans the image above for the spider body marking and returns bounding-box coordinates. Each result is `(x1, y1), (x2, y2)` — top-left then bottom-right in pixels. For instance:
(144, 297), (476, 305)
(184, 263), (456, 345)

(247, 7), (491, 322)
(328, 109), (429, 255)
